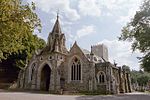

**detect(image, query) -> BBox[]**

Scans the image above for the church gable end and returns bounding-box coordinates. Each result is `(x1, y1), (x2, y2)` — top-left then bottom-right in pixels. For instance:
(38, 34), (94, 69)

(69, 42), (90, 62)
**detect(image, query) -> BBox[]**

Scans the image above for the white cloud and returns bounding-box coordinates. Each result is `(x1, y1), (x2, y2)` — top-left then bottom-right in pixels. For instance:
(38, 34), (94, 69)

(98, 39), (142, 70)
(78, 0), (101, 17)
(65, 25), (96, 43)
(66, 32), (75, 43)
(27, 0), (80, 21)
(116, 1), (142, 24)
(97, 0), (142, 24)
(76, 25), (95, 38)
(98, 0), (141, 11)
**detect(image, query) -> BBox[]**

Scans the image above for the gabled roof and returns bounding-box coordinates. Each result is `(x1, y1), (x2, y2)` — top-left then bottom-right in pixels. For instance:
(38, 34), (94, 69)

(81, 48), (90, 54)
(69, 41), (90, 62)
(69, 42), (105, 63)
(81, 48), (105, 63)
(70, 41), (81, 53)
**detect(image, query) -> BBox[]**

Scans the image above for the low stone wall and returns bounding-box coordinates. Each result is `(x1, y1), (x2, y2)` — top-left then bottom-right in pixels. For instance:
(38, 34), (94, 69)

(65, 81), (88, 92)
(97, 84), (107, 94)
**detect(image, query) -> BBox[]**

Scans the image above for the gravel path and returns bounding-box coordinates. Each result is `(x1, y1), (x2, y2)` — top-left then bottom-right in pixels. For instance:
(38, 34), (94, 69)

(0, 90), (150, 100)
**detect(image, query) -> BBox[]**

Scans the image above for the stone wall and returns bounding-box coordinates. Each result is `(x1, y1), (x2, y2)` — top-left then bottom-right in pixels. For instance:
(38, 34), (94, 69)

(97, 84), (107, 94)
(63, 55), (92, 92)
(17, 44), (132, 94)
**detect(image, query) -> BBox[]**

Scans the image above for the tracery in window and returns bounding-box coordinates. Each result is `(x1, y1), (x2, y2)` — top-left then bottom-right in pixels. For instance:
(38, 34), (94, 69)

(71, 57), (81, 81)
(98, 72), (105, 83)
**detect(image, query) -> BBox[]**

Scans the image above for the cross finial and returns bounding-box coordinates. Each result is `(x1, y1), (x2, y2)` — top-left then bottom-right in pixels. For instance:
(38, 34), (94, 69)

(114, 60), (117, 66)
(57, 9), (59, 19)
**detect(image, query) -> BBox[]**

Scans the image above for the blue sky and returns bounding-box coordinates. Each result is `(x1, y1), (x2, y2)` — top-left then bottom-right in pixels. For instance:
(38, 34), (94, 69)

(27, 0), (143, 70)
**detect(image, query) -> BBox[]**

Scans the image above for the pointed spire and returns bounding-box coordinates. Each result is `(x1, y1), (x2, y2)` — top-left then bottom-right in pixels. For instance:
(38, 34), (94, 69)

(74, 41), (77, 45)
(52, 12), (62, 34)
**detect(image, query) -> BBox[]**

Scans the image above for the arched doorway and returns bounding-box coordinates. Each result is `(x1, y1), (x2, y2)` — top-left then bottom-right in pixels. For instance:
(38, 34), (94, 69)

(40, 64), (51, 91)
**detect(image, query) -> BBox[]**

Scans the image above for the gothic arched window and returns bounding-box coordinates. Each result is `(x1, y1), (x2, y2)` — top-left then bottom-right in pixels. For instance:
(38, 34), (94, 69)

(31, 63), (36, 81)
(98, 72), (105, 83)
(71, 57), (81, 81)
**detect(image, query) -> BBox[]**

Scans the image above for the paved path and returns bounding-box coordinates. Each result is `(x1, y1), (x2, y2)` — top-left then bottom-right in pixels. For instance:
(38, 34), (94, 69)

(0, 91), (150, 100)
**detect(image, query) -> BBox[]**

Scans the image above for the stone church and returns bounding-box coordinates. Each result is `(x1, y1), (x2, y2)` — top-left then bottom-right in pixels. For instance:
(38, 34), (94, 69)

(17, 15), (132, 94)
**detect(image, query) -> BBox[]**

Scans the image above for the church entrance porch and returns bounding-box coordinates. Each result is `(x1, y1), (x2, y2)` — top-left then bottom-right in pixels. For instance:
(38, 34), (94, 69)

(40, 64), (51, 91)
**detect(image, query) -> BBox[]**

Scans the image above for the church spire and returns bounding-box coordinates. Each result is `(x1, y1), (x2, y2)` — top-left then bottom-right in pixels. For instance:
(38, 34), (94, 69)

(45, 12), (68, 54)
(52, 12), (62, 34)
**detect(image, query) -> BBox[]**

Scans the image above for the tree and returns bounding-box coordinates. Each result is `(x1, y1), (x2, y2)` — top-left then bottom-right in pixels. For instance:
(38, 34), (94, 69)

(130, 70), (150, 91)
(122, 65), (130, 72)
(137, 72), (150, 86)
(0, 0), (42, 60)
(119, 0), (150, 72)
(0, 0), (46, 69)
(130, 70), (139, 84)
(14, 34), (45, 69)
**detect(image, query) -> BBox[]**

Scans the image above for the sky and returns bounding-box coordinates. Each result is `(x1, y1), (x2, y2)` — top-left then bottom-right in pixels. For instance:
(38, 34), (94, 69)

(27, 0), (143, 70)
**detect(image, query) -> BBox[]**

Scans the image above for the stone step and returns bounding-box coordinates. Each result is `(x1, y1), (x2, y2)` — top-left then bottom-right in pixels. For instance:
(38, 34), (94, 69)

(0, 83), (11, 89)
